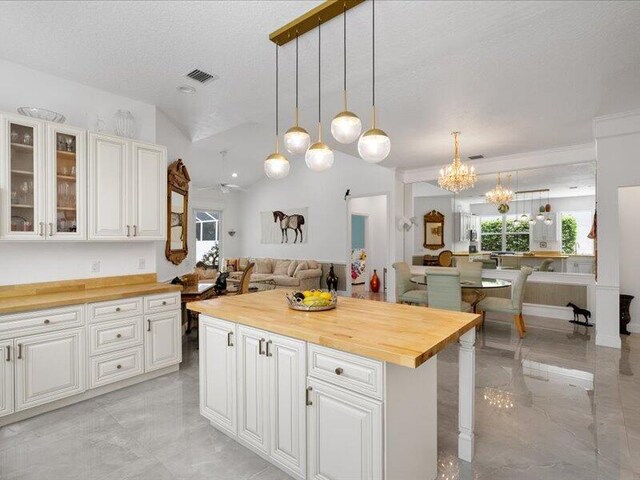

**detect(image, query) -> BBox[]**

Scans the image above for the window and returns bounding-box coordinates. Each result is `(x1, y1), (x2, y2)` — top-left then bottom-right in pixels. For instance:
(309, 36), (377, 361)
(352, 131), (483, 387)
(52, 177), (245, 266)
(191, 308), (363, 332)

(560, 211), (594, 255)
(195, 210), (221, 267)
(480, 215), (530, 252)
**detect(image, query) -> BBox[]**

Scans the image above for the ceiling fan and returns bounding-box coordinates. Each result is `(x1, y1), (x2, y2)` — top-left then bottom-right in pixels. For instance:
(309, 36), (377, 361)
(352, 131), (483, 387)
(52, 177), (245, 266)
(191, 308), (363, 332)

(194, 150), (245, 194)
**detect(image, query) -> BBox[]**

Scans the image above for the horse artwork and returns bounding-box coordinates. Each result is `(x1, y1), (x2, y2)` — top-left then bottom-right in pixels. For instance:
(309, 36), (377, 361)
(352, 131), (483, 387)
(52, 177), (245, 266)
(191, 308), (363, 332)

(273, 210), (305, 243)
(261, 207), (308, 244)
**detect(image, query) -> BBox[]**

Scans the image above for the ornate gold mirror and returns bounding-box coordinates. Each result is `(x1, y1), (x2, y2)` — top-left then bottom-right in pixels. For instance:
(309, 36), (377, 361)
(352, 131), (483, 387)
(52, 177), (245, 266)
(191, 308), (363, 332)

(166, 159), (190, 265)
(423, 210), (445, 250)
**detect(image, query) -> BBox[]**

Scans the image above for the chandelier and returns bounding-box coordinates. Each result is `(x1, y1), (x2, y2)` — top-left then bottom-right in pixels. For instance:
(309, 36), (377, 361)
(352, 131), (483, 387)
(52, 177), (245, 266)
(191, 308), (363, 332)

(438, 132), (476, 193)
(486, 173), (513, 205)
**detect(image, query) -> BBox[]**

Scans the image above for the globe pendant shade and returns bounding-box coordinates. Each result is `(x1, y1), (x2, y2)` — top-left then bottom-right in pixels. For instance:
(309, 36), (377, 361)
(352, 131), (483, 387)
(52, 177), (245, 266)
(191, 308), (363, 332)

(331, 111), (362, 144)
(305, 141), (334, 172)
(264, 152), (290, 179)
(358, 127), (390, 163)
(544, 217), (553, 225)
(284, 126), (311, 155)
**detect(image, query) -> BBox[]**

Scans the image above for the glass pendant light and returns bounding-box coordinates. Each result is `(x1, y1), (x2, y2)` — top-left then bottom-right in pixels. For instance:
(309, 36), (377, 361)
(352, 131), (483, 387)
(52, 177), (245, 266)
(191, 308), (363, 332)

(535, 192), (544, 221)
(284, 35), (311, 155)
(544, 191), (553, 225)
(358, 0), (390, 163)
(331, 4), (361, 144)
(528, 193), (537, 226)
(306, 18), (334, 172)
(264, 43), (290, 179)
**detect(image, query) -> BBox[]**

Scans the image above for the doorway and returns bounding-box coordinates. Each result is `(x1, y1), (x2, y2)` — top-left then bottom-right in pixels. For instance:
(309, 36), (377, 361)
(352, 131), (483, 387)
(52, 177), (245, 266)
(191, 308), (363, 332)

(351, 214), (368, 290)
(195, 210), (221, 269)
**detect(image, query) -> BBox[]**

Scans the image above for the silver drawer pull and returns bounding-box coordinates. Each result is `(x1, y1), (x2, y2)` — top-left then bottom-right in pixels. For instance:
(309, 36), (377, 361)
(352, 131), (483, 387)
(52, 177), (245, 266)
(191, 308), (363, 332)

(147, 320), (151, 332)
(258, 338), (265, 355)
(43, 319), (50, 325)
(227, 331), (234, 347)
(116, 333), (122, 339)
(306, 386), (313, 406)
(116, 364), (122, 369)
(115, 307), (121, 312)
(266, 340), (272, 357)
(5, 346), (10, 362)
(335, 367), (344, 375)
(17, 344), (22, 359)
(49, 222), (54, 236)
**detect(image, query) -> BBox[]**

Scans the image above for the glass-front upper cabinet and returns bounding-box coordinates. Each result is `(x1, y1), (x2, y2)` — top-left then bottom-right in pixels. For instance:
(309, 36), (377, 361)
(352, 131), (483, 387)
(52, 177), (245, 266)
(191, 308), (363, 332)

(1, 114), (45, 239)
(46, 124), (85, 240)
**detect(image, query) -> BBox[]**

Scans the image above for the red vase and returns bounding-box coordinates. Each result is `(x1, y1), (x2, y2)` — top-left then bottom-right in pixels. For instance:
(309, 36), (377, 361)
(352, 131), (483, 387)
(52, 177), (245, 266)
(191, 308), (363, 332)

(370, 270), (380, 293)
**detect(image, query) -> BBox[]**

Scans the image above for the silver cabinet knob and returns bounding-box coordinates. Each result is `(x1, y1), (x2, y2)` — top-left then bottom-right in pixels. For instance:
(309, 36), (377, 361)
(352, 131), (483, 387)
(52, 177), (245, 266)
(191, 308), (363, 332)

(116, 364), (122, 369)
(116, 333), (122, 338)
(115, 307), (121, 312)
(335, 367), (344, 375)
(43, 319), (50, 325)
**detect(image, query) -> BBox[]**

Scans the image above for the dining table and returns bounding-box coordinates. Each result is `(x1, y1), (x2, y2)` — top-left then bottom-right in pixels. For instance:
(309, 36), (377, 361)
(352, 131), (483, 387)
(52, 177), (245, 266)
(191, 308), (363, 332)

(410, 276), (512, 310)
(181, 282), (217, 339)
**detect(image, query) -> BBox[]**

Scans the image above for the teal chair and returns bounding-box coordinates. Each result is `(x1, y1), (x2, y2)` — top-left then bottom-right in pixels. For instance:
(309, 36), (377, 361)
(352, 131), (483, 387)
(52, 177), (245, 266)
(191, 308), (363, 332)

(425, 267), (472, 312)
(476, 267), (533, 338)
(392, 262), (428, 306)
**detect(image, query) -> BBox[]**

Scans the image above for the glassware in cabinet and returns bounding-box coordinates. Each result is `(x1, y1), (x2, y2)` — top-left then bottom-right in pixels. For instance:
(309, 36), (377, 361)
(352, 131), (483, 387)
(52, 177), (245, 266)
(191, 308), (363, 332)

(9, 122), (37, 233)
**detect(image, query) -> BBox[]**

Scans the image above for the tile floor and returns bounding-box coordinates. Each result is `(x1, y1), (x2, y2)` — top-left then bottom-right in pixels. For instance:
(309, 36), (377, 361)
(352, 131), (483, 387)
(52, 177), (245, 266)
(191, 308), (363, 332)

(0, 314), (639, 479)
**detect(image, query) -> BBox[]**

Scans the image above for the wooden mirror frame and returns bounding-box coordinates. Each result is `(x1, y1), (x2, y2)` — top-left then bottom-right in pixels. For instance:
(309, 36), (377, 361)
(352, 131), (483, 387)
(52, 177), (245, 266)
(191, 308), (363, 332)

(165, 159), (190, 265)
(423, 210), (445, 250)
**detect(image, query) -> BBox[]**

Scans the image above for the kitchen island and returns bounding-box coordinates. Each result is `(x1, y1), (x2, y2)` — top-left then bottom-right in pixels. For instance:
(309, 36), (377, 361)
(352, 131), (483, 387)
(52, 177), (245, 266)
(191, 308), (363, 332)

(188, 290), (481, 480)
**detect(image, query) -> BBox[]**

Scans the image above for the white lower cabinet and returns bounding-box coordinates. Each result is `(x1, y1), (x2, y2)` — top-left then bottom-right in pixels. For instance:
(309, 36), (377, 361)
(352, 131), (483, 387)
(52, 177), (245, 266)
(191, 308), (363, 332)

(307, 378), (383, 480)
(200, 317), (237, 436)
(89, 346), (144, 389)
(14, 328), (85, 411)
(145, 310), (181, 372)
(0, 341), (14, 417)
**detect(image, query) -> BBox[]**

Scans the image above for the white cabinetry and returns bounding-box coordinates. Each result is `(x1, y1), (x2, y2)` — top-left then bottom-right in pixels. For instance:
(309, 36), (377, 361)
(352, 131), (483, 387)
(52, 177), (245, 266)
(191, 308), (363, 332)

(88, 133), (166, 240)
(456, 212), (480, 242)
(532, 212), (560, 242)
(145, 310), (181, 372)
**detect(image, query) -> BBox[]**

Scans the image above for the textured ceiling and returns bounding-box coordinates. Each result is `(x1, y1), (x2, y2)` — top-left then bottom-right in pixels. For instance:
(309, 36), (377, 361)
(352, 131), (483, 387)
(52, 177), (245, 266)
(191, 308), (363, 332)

(0, 1), (639, 186)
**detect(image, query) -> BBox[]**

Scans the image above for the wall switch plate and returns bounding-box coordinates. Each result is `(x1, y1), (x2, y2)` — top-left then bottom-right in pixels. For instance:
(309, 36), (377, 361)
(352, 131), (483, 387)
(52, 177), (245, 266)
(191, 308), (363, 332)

(91, 261), (101, 273)
(138, 258), (146, 270)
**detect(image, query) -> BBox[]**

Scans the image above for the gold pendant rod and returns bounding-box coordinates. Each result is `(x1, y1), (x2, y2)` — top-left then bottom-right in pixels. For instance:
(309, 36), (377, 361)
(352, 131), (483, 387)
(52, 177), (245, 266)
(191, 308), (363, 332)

(269, 0), (366, 46)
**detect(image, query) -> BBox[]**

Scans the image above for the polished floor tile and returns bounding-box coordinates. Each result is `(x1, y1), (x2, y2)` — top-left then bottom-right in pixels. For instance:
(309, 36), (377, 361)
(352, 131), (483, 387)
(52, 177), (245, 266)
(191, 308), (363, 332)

(1, 313), (639, 479)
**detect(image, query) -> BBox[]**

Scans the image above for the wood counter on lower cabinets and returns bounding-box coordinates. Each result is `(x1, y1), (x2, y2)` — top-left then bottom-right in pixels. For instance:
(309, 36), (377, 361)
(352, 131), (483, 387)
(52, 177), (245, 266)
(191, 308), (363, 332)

(189, 290), (480, 480)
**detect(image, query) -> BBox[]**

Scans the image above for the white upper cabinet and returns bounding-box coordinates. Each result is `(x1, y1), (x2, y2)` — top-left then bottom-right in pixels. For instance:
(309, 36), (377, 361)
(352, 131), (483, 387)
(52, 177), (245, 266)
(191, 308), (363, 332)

(129, 141), (166, 239)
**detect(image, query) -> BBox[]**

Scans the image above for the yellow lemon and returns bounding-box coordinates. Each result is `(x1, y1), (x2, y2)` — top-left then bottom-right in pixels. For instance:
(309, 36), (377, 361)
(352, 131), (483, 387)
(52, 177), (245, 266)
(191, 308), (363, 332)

(320, 292), (332, 301)
(303, 290), (312, 298)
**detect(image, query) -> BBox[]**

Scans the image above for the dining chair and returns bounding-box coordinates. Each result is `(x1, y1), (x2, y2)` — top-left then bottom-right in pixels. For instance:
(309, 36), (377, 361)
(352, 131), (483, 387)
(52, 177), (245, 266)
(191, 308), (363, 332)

(476, 267), (533, 338)
(438, 250), (453, 267)
(457, 259), (483, 284)
(537, 259), (555, 272)
(227, 262), (255, 295)
(392, 262), (429, 306)
(425, 267), (472, 312)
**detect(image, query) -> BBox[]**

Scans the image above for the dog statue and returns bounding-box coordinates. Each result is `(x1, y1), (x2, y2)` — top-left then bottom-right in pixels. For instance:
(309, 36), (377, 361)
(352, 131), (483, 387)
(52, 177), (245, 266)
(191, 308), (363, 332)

(214, 272), (230, 295)
(567, 302), (593, 327)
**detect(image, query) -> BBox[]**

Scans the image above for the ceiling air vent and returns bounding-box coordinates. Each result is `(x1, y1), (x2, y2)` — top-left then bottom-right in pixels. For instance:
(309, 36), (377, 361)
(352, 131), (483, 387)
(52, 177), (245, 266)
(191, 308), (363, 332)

(185, 69), (218, 85)
(468, 154), (484, 160)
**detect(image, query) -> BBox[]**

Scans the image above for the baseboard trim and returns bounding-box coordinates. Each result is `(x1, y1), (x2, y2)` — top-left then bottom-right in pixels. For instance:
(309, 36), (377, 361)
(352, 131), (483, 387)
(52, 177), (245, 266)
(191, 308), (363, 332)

(595, 333), (622, 349)
(522, 303), (575, 321)
(626, 323), (640, 334)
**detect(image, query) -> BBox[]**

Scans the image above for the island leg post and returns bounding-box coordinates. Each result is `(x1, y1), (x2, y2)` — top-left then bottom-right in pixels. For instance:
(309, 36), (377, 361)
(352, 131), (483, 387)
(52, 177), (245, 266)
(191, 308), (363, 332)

(458, 328), (476, 462)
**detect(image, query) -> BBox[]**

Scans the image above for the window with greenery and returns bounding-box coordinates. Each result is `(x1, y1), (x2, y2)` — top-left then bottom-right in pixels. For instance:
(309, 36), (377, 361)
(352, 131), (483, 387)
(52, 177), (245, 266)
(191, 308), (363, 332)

(480, 216), (530, 252)
(561, 214), (578, 254)
(480, 217), (502, 251)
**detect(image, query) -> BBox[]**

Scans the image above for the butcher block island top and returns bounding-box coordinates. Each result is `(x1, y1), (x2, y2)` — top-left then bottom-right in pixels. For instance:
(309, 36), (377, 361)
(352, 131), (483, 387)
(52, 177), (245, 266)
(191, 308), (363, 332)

(188, 289), (481, 368)
(0, 274), (182, 315)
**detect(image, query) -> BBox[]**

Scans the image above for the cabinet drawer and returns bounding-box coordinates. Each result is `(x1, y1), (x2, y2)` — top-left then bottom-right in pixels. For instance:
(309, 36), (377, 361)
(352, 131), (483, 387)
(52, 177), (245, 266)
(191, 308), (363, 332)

(144, 292), (180, 314)
(89, 346), (144, 389)
(307, 344), (384, 400)
(0, 305), (84, 339)
(89, 297), (143, 323)
(89, 317), (143, 356)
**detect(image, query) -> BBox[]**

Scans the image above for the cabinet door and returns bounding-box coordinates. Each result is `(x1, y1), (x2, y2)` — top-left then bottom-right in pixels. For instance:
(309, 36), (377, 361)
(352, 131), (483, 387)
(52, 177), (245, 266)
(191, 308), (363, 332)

(0, 341), (13, 417)
(269, 334), (306, 477)
(1, 114), (46, 240)
(200, 316), (237, 436)
(14, 328), (85, 411)
(129, 141), (166, 240)
(88, 133), (129, 239)
(237, 325), (269, 455)
(144, 310), (181, 372)
(46, 124), (86, 240)
(307, 379), (383, 480)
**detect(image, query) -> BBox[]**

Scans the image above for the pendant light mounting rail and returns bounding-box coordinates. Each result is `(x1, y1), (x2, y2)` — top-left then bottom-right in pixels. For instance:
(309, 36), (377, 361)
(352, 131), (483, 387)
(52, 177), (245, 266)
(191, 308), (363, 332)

(269, 0), (365, 46)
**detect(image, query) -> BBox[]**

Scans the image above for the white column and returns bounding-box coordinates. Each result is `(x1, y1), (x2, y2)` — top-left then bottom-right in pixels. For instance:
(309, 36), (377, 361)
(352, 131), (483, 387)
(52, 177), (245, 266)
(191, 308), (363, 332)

(458, 327), (476, 462)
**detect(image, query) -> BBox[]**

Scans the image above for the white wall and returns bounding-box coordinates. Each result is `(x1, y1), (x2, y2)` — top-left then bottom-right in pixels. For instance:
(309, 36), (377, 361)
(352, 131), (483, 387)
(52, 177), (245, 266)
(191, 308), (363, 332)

(0, 58), (156, 142)
(239, 151), (395, 263)
(349, 195), (388, 291)
(619, 186), (640, 333)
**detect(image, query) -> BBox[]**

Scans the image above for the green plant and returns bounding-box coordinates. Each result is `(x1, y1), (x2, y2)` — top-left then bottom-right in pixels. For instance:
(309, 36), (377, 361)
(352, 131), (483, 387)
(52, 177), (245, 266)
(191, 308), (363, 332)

(562, 214), (578, 254)
(201, 244), (219, 268)
(480, 218), (530, 252)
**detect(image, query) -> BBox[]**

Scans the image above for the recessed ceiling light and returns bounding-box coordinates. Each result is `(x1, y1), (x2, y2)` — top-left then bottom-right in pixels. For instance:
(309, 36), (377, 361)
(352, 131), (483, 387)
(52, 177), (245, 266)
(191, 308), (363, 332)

(231, 172), (238, 178)
(569, 186), (578, 189)
(468, 154), (484, 160)
(177, 85), (196, 94)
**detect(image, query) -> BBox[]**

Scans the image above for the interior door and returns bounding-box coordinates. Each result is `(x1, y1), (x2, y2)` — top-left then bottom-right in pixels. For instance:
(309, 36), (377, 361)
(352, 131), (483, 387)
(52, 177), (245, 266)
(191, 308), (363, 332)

(0, 341), (13, 417)
(144, 310), (181, 372)
(14, 328), (85, 411)
(46, 124), (86, 240)
(88, 133), (128, 239)
(1, 114), (45, 240)
(269, 334), (306, 477)
(130, 141), (166, 239)
(200, 316), (237, 436)
(237, 325), (269, 455)
(307, 378), (383, 480)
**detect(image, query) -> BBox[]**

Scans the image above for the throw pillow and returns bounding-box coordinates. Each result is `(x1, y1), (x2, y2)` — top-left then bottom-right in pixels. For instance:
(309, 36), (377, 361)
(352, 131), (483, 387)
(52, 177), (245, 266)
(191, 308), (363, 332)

(287, 260), (298, 277)
(225, 258), (239, 272)
(307, 260), (320, 270)
(273, 259), (291, 275)
(255, 259), (273, 274)
(294, 261), (308, 276)
(238, 257), (249, 271)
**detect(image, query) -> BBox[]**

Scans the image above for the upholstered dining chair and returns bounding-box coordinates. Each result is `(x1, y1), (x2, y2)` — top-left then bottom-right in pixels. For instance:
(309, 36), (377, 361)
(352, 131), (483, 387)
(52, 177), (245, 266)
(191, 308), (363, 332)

(227, 262), (255, 295)
(476, 266), (533, 338)
(456, 259), (483, 284)
(537, 259), (555, 272)
(438, 250), (453, 267)
(392, 262), (429, 306)
(425, 267), (472, 312)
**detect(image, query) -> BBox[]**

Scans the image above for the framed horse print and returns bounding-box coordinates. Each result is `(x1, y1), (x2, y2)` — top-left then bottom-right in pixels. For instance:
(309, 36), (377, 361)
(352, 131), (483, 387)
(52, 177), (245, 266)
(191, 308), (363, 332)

(260, 207), (308, 244)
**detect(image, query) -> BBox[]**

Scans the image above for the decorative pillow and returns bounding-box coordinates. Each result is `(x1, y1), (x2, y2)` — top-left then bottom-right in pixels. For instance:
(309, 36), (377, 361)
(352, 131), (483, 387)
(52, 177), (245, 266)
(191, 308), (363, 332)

(225, 258), (239, 272)
(273, 259), (291, 276)
(238, 257), (249, 271)
(255, 259), (273, 274)
(307, 260), (320, 270)
(294, 261), (308, 276)
(287, 260), (298, 277)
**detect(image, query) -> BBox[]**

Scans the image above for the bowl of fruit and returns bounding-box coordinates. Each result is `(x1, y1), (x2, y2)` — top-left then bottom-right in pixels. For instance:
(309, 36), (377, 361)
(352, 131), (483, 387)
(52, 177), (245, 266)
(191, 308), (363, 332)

(286, 290), (337, 312)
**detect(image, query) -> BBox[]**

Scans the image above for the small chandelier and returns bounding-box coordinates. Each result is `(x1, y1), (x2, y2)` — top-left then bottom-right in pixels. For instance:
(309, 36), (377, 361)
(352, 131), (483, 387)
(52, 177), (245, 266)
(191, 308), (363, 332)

(486, 173), (513, 206)
(438, 132), (476, 193)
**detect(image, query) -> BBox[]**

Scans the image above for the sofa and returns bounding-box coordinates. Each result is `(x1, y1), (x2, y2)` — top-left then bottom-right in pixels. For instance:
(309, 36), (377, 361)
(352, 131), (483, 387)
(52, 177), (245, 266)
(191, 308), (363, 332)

(227, 257), (322, 290)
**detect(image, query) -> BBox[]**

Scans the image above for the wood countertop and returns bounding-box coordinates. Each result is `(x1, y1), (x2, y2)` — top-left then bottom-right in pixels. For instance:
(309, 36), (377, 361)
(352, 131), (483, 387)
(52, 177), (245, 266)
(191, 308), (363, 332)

(188, 290), (481, 369)
(0, 274), (182, 315)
